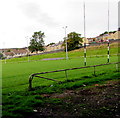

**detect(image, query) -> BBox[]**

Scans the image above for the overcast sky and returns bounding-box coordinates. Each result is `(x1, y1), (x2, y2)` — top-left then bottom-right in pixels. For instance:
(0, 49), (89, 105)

(0, 0), (118, 49)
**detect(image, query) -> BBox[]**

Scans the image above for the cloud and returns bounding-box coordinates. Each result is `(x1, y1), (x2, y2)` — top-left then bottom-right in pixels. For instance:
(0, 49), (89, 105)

(0, 0), (118, 48)
(18, 2), (58, 28)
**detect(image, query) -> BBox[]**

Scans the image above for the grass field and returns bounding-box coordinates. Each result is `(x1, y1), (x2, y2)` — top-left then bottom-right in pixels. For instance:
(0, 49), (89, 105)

(2, 41), (118, 63)
(2, 56), (119, 93)
(2, 41), (120, 117)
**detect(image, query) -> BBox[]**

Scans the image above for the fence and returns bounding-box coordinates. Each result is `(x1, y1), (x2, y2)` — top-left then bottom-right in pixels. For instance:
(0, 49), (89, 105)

(29, 62), (120, 90)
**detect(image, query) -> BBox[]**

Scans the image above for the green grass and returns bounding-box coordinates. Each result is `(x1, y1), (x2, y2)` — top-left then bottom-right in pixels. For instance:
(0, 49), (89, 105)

(1, 42), (119, 63)
(2, 42), (120, 117)
(2, 67), (120, 117)
(2, 56), (119, 94)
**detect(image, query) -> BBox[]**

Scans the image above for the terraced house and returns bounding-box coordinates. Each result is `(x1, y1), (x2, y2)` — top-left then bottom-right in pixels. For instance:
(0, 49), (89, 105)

(88, 30), (120, 43)
(1, 30), (119, 59)
(2, 48), (28, 59)
(45, 41), (64, 52)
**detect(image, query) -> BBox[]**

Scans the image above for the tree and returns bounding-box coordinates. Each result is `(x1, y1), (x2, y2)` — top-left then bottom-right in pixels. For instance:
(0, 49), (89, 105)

(7, 49), (11, 52)
(47, 42), (55, 47)
(99, 31), (108, 36)
(62, 32), (83, 51)
(28, 31), (45, 53)
(0, 53), (3, 59)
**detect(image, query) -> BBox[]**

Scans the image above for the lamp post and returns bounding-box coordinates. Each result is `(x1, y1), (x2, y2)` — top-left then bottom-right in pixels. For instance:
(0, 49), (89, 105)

(3, 42), (6, 64)
(25, 36), (30, 62)
(63, 26), (69, 60)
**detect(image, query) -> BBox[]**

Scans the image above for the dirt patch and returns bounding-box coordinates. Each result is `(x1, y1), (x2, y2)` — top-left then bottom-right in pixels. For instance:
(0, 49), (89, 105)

(29, 80), (120, 118)
(42, 57), (64, 61)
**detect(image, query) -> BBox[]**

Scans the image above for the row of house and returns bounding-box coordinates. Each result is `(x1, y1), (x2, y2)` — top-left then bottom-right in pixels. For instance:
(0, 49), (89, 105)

(0, 48), (28, 59)
(45, 41), (64, 52)
(45, 30), (119, 52)
(87, 30), (119, 43)
(1, 30), (119, 59)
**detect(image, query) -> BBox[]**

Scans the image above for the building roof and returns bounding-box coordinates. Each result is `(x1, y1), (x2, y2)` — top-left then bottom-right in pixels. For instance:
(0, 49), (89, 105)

(12, 49), (28, 54)
(4, 52), (14, 56)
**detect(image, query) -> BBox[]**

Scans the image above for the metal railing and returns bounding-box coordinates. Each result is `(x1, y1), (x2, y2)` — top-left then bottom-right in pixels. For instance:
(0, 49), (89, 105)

(29, 62), (120, 90)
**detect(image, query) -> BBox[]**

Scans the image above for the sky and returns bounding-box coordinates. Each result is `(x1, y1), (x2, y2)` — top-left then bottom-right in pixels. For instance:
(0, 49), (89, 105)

(0, 0), (119, 49)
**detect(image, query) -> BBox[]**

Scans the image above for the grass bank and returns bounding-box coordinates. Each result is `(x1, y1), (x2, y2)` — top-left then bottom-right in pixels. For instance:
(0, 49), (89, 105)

(2, 41), (119, 63)
(2, 41), (119, 117)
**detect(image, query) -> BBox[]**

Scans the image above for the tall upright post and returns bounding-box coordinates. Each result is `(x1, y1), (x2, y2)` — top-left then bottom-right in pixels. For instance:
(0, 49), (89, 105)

(63, 26), (69, 60)
(107, 0), (110, 63)
(3, 42), (6, 64)
(84, 1), (86, 66)
(25, 36), (30, 62)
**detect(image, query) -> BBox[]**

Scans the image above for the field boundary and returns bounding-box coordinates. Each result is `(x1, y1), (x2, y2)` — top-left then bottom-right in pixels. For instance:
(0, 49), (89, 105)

(1, 54), (119, 64)
(29, 62), (120, 90)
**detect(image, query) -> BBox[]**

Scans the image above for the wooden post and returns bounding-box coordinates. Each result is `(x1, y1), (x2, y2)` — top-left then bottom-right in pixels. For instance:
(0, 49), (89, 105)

(116, 63), (119, 72)
(93, 66), (96, 76)
(65, 70), (68, 81)
(29, 76), (33, 90)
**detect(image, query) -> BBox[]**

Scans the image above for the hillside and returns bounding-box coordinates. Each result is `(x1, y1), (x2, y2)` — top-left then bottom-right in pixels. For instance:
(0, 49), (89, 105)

(2, 41), (119, 63)
(29, 80), (120, 118)
(2, 40), (119, 118)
